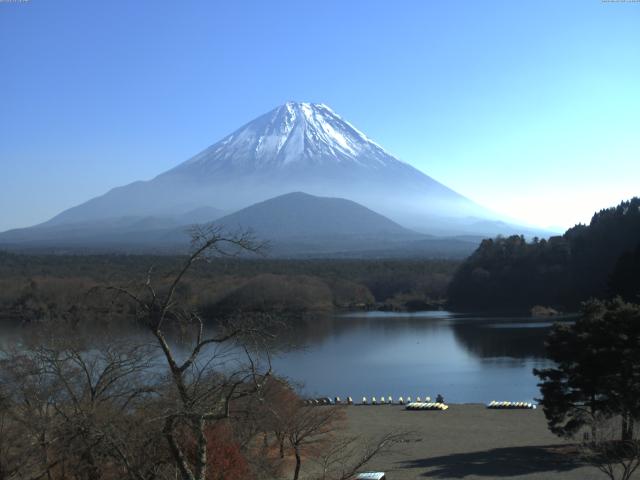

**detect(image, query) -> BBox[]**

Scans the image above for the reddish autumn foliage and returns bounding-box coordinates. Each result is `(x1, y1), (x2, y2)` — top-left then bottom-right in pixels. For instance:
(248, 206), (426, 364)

(205, 422), (252, 480)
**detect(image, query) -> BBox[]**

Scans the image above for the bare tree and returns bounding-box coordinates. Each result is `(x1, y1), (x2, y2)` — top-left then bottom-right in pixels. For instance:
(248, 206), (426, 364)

(99, 226), (272, 480)
(0, 342), (69, 480)
(285, 406), (345, 480)
(0, 388), (35, 480)
(581, 414), (640, 480)
(245, 377), (407, 480)
(0, 330), (168, 480)
(255, 377), (301, 460)
(311, 431), (408, 480)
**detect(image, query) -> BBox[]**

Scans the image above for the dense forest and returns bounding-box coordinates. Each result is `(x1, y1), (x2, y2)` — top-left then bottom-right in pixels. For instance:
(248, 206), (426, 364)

(447, 197), (640, 311)
(0, 253), (459, 324)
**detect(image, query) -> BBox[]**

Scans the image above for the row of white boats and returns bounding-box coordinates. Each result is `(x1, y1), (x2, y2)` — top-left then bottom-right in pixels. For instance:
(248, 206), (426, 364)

(303, 395), (435, 406)
(361, 395), (435, 405)
(487, 401), (537, 409)
(303, 397), (537, 409)
(405, 402), (449, 411)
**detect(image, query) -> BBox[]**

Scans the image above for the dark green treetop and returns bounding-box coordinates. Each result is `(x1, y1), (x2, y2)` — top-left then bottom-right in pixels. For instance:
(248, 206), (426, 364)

(534, 298), (640, 441)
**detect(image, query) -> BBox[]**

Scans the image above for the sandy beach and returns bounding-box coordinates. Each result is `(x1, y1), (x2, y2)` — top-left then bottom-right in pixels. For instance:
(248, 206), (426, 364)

(344, 404), (606, 480)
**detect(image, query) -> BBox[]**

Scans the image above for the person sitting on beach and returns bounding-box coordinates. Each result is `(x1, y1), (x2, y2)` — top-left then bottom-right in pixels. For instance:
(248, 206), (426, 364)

(436, 394), (445, 403)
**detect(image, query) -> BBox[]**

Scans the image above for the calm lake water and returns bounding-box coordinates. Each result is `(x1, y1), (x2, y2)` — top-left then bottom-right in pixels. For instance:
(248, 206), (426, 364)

(270, 311), (572, 404)
(0, 311), (573, 404)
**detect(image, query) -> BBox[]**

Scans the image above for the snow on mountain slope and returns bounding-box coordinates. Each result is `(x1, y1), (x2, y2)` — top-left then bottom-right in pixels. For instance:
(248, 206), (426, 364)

(172, 102), (398, 173)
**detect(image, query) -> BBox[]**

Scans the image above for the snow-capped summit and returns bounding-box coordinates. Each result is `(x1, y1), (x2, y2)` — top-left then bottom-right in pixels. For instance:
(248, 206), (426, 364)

(172, 101), (402, 175)
(39, 101), (497, 233)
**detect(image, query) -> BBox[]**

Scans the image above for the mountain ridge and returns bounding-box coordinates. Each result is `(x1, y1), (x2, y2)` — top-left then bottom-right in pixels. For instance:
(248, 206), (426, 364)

(212, 191), (418, 239)
(2, 101), (554, 250)
(43, 101), (493, 232)
(0, 192), (480, 258)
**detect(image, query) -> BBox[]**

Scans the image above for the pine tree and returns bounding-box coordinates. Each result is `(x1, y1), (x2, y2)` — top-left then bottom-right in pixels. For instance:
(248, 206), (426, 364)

(534, 298), (640, 441)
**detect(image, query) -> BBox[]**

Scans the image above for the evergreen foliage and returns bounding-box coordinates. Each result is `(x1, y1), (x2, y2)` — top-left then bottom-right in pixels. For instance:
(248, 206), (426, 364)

(448, 198), (640, 310)
(534, 298), (640, 441)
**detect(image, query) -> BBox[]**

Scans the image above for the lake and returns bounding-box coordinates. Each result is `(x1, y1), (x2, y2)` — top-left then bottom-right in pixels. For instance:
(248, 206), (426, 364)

(0, 310), (572, 404)
(270, 311), (572, 404)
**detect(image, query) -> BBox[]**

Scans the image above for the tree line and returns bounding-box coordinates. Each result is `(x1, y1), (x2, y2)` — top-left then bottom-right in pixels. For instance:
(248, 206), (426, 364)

(0, 253), (459, 324)
(447, 197), (640, 311)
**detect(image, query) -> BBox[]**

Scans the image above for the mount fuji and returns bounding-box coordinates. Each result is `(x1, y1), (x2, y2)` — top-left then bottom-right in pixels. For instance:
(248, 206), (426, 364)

(0, 102), (546, 254)
(44, 102), (492, 229)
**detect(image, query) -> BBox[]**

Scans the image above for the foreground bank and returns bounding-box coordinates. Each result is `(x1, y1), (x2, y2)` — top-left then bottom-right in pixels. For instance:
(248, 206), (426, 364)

(341, 404), (602, 480)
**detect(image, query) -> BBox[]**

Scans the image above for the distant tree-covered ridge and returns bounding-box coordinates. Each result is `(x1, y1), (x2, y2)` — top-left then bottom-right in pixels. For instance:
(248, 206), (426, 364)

(448, 197), (640, 311)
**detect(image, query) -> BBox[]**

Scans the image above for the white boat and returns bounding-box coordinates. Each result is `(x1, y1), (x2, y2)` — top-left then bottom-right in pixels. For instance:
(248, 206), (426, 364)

(356, 473), (386, 480)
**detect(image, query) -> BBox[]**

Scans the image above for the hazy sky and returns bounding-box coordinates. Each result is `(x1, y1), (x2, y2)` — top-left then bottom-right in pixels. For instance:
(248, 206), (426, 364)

(1, 0), (639, 232)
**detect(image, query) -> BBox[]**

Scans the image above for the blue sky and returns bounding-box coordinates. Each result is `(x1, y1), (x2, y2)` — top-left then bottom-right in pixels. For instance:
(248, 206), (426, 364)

(1, 0), (639, 231)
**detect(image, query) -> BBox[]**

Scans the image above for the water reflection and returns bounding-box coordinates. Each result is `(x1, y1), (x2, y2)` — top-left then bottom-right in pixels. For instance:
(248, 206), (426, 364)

(0, 311), (571, 404)
(269, 311), (569, 403)
(450, 315), (576, 360)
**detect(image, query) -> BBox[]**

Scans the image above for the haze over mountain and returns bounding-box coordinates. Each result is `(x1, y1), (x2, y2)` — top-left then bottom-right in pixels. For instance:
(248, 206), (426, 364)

(0, 101), (551, 254)
(0, 192), (481, 258)
(214, 192), (414, 239)
(204, 192), (475, 257)
(42, 102), (507, 233)
(0, 206), (225, 251)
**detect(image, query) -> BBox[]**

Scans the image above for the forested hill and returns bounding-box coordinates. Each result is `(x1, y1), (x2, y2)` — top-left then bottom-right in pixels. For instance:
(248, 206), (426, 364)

(447, 197), (640, 311)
